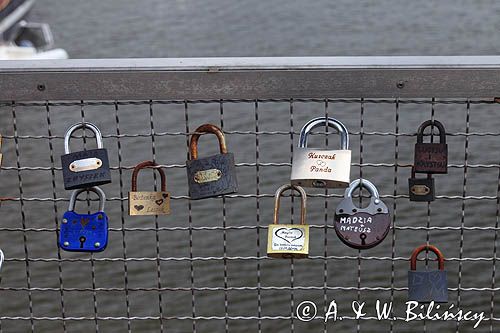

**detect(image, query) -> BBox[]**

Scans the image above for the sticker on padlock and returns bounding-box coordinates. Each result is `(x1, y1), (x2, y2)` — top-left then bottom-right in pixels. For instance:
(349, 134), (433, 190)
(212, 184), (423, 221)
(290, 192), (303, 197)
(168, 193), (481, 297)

(129, 160), (170, 216)
(267, 184), (309, 259)
(61, 122), (112, 190)
(186, 124), (238, 200)
(408, 244), (448, 303)
(291, 117), (351, 188)
(414, 120), (448, 174)
(59, 186), (109, 252)
(334, 179), (391, 249)
(408, 166), (435, 202)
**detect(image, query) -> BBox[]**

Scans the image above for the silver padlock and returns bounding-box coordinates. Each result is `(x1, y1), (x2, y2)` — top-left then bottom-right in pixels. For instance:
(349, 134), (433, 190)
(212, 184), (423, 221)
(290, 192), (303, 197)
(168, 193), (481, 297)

(0, 248), (4, 280)
(291, 117), (351, 188)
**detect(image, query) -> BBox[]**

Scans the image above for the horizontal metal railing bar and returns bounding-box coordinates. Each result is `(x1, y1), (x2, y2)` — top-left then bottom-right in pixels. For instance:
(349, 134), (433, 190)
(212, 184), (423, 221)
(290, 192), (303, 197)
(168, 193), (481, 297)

(3, 57), (500, 100)
(1, 256), (497, 262)
(0, 194), (497, 201)
(0, 316), (493, 322)
(0, 286), (494, 292)
(0, 226), (498, 232)
(2, 131), (500, 139)
(2, 163), (499, 171)
(0, 98), (498, 106)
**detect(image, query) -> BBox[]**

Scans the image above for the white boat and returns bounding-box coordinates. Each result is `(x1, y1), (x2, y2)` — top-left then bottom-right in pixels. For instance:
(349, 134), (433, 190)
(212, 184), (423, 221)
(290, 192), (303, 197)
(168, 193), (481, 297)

(0, 0), (68, 59)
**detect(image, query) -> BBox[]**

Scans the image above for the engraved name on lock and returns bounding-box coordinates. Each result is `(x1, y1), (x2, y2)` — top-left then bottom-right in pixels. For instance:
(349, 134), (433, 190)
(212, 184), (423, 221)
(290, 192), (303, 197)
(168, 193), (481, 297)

(194, 169), (222, 184)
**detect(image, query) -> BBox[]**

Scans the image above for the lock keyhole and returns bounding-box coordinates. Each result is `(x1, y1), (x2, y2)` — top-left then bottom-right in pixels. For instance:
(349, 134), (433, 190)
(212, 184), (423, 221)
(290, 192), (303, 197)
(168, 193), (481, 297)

(79, 236), (86, 248)
(360, 233), (367, 246)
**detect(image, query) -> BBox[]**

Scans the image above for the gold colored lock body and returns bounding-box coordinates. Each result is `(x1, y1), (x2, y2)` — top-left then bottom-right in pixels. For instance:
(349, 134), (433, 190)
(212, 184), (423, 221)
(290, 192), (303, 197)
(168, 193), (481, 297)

(129, 161), (171, 216)
(267, 184), (309, 259)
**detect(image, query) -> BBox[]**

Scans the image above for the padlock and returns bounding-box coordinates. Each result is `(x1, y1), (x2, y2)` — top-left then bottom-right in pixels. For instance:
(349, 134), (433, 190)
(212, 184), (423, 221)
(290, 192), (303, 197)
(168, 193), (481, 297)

(59, 186), (109, 252)
(61, 122), (112, 190)
(334, 179), (391, 249)
(414, 120), (448, 174)
(0, 248), (3, 273)
(0, 134), (3, 167)
(186, 124), (238, 200)
(408, 244), (448, 303)
(408, 166), (435, 202)
(291, 117), (351, 188)
(129, 160), (170, 216)
(267, 184), (309, 259)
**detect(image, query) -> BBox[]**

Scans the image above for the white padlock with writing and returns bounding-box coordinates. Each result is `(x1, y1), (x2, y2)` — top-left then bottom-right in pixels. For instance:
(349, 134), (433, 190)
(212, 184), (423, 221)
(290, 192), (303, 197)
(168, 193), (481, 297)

(291, 117), (351, 188)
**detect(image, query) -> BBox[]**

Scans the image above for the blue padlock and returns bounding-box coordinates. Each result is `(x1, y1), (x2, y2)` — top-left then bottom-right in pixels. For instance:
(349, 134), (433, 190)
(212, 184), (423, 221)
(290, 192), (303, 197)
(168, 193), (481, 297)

(408, 244), (448, 303)
(59, 186), (108, 252)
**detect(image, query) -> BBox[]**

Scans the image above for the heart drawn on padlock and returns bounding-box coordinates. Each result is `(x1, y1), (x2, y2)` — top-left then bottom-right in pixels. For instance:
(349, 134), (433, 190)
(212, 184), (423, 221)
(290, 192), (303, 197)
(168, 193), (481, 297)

(134, 205), (144, 211)
(274, 227), (304, 244)
(162, 193), (168, 198)
(155, 199), (164, 206)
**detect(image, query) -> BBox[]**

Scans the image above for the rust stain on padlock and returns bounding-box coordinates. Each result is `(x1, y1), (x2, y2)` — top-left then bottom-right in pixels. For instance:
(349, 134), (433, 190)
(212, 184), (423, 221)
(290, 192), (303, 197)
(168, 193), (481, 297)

(194, 169), (222, 184)
(411, 184), (430, 195)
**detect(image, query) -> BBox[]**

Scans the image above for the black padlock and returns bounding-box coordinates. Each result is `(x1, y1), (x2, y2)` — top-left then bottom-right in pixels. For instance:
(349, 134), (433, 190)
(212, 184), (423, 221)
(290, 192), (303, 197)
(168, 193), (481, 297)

(186, 124), (238, 200)
(334, 179), (391, 249)
(408, 244), (448, 303)
(61, 122), (112, 190)
(408, 166), (435, 202)
(414, 120), (448, 174)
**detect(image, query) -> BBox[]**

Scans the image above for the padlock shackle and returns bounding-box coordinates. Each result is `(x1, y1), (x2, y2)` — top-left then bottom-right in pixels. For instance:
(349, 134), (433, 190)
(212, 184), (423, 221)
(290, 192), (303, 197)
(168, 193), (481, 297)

(345, 178), (380, 199)
(189, 124), (228, 160)
(411, 166), (432, 179)
(68, 186), (106, 212)
(416, 120), (446, 144)
(298, 117), (349, 149)
(410, 244), (445, 271)
(273, 184), (307, 225)
(64, 122), (104, 154)
(131, 160), (167, 192)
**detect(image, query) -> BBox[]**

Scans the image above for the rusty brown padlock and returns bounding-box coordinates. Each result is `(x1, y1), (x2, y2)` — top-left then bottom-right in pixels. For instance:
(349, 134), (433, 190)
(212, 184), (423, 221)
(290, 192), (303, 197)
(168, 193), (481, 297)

(414, 120), (448, 174)
(129, 161), (171, 216)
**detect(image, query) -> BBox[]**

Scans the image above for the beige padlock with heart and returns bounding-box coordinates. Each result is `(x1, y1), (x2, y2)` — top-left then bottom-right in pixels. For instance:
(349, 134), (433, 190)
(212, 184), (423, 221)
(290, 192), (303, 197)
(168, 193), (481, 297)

(129, 161), (170, 216)
(267, 184), (309, 259)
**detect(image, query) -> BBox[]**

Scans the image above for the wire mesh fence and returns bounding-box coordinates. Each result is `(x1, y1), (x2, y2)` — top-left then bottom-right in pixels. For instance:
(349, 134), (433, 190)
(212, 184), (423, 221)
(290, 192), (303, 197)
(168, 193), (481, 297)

(0, 58), (500, 332)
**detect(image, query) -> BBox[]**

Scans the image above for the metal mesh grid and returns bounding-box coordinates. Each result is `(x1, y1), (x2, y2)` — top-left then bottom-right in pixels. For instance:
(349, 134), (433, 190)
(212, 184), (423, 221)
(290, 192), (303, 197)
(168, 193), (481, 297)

(0, 98), (499, 332)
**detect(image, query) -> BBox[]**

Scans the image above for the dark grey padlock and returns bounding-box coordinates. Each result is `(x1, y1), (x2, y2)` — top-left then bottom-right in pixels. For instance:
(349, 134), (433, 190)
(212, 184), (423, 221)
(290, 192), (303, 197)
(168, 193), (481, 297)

(408, 166), (435, 202)
(334, 179), (391, 249)
(61, 122), (111, 190)
(414, 120), (448, 174)
(408, 244), (448, 303)
(186, 124), (238, 200)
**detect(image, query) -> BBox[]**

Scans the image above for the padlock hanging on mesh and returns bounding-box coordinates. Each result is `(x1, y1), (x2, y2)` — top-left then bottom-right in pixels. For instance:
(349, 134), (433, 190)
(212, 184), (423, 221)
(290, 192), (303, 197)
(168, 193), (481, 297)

(59, 186), (109, 252)
(186, 124), (238, 200)
(291, 117), (351, 189)
(267, 184), (309, 259)
(334, 178), (391, 249)
(129, 161), (170, 216)
(408, 244), (448, 303)
(60, 122), (112, 190)
(414, 120), (448, 174)
(408, 166), (435, 202)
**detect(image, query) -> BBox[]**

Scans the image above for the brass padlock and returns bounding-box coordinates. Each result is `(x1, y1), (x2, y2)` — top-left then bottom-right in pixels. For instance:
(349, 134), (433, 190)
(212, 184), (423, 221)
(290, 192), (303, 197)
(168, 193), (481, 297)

(414, 120), (448, 174)
(186, 124), (238, 200)
(267, 184), (309, 259)
(408, 244), (448, 303)
(408, 166), (435, 202)
(129, 161), (171, 216)
(291, 117), (351, 188)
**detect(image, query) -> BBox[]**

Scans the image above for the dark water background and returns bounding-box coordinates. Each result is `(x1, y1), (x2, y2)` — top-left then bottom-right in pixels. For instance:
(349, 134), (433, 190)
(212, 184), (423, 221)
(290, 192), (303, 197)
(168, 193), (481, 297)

(0, 0), (500, 332)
